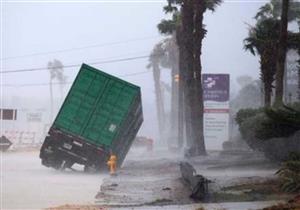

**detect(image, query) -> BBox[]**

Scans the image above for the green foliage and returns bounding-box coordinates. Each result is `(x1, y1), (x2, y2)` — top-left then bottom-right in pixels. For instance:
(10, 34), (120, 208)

(237, 105), (300, 161)
(288, 102), (300, 110)
(255, 0), (300, 22)
(148, 37), (178, 71)
(244, 18), (281, 56)
(265, 106), (300, 127)
(235, 108), (264, 126)
(255, 114), (299, 140)
(244, 0), (300, 107)
(158, 18), (177, 35)
(158, 0), (222, 36)
(238, 112), (267, 150)
(237, 105), (300, 143)
(163, 5), (178, 13)
(205, 0), (222, 12)
(276, 152), (300, 193)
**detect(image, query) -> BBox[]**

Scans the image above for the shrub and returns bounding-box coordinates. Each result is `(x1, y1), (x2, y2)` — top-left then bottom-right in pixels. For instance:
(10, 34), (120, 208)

(262, 131), (300, 161)
(235, 108), (264, 126)
(236, 105), (300, 142)
(235, 104), (300, 160)
(276, 152), (300, 193)
(238, 113), (267, 150)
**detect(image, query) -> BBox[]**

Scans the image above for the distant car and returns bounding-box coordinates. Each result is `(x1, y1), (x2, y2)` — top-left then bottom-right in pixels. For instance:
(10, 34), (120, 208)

(133, 136), (153, 151)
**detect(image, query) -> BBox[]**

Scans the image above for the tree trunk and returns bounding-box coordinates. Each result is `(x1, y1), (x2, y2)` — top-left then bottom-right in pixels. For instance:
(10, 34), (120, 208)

(264, 82), (272, 107)
(274, 0), (289, 107)
(152, 62), (165, 142)
(50, 79), (53, 122)
(298, 49), (300, 101)
(176, 27), (185, 149)
(192, 0), (206, 155)
(169, 35), (180, 148)
(260, 54), (272, 107)
(298, 67), (300, 101)
(178, 76), (184, 148)
(182, 0), (195, 150)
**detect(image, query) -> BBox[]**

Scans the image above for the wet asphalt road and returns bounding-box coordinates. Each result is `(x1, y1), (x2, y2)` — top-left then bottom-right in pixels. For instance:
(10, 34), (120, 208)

(2, 151), (107, 209)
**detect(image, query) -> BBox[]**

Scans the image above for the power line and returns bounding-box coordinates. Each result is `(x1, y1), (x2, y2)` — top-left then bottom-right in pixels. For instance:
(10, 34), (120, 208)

(1, 54), (151, 74)
(2, 70), (151, 87)
(2, 36), (160, 60)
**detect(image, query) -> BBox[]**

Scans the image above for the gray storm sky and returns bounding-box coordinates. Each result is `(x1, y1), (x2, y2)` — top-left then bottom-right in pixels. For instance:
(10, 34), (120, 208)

(1, 1), (265, 99)
(1, 0), (267, 138)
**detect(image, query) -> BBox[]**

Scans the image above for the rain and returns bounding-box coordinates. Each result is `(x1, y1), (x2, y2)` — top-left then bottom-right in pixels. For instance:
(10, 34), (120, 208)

(1, 1), (300, 210)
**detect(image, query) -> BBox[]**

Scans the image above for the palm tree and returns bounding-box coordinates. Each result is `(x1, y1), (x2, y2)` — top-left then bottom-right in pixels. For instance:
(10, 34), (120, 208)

(255, 0), (300, 22)
(147, 43), (166, 142)
(244, 18), (280, 106)
(158, 1), (193, 150)
(274, 0), (290, 107)
(158, 7), (184, 149)
(286, 28), (300, 101)
(297, 51), (300, 100)
(178, 0), (221, 156)
(244, 0), (300, 106)
(156, 37), (182, 148)
(47, 59), (66, 122)
(158, 0), (222, 156)
(190, 0), (222, 155)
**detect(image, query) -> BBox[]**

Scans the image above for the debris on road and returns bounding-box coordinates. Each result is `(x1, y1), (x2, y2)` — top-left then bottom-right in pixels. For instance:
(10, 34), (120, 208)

(180, 161), (210, 201)
(95, 150), (291, 209)
(95, 155), (192, 207)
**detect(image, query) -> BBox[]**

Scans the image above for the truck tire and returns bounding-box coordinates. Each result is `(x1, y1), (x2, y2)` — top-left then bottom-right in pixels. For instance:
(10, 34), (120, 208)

(60, 160), (74, 170)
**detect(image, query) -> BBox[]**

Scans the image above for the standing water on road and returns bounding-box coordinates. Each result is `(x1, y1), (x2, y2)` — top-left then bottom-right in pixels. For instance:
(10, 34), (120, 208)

(2, 151), (107, 209)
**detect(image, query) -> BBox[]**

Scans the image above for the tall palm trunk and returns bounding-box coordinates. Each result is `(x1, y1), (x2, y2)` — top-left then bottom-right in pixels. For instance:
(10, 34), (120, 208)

(177, 74), (184, 148)
(295, 19), (300, 101)
(176, 26), (185, 149)
(170, 60), (180, 146)
(192, 0), (206, 155)
(298, 66), (300, 100)
(181, 0), (195, 148)
(176, 21), (190, 149)
(274, 0), (290, 107)
(261, 52), (273, 107)
(49, 78), (54, 122)
(260, 43), (278, 107)
(169, 36), (180, 147)
(152, 61), (165, 141)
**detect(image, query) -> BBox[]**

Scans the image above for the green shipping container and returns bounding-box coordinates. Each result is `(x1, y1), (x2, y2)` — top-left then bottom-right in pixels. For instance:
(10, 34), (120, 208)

(40, 64), (143, 171)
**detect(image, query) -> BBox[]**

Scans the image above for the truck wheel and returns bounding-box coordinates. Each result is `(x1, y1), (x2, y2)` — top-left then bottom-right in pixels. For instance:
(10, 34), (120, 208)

(60, 160), (74, 170)
(51, 159), (63, 170)
(41, 158), (50, 167)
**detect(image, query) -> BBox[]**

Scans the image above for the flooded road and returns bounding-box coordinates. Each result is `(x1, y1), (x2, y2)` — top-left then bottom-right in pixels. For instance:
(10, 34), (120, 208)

(1, 149), (282, 210)
(2, 151), (107, 209)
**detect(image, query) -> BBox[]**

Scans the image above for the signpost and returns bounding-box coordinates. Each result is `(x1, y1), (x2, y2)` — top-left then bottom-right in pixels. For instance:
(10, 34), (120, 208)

(202, 74), (230, 150)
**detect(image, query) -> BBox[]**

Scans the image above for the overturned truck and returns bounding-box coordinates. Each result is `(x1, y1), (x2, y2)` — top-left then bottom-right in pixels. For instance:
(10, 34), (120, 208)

(40, 64), (143, 171)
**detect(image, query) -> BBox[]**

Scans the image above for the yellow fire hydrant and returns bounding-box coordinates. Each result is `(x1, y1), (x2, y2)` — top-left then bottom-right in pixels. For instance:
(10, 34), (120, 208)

(107, 154), (117, 175)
